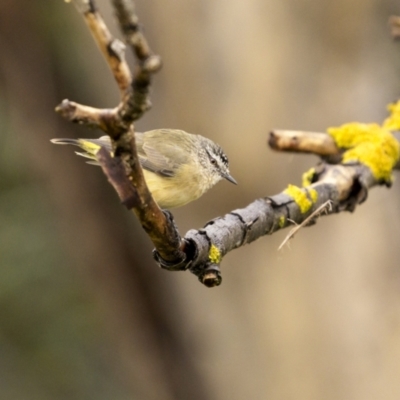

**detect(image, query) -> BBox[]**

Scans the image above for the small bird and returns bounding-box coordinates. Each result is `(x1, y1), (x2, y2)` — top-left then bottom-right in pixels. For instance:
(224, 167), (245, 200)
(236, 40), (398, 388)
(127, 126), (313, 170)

(51, 129), (237, 209)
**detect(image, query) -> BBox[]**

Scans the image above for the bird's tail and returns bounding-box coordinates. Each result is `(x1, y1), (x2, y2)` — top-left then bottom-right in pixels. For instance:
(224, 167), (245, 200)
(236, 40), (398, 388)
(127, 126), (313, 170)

(50, 136), (112, 165)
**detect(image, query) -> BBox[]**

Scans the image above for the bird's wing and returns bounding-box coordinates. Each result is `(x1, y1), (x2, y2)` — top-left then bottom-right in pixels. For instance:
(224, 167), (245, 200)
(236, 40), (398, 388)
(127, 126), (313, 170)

(136, 130), (190, 177)
(78, 130), (190, 178)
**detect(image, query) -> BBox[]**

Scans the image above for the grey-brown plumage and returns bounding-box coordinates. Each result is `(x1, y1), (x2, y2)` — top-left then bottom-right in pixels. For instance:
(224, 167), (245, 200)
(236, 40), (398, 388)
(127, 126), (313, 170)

(51, 129), (237, 208)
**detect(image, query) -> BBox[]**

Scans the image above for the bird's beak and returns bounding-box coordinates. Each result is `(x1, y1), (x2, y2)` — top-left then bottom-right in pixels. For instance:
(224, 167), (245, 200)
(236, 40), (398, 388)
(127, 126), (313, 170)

(223, 173), (238, 185)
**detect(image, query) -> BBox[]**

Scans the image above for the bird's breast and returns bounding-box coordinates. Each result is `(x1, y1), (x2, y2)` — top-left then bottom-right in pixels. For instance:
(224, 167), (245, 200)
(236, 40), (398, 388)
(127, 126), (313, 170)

(143, 163), (211, 208)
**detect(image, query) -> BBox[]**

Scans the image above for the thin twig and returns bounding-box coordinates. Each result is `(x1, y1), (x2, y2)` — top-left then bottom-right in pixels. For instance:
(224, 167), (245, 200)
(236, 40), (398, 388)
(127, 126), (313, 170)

(112, 0), (162, 123)
(278, 200), (332, 250)
(269, 130), (341, 157)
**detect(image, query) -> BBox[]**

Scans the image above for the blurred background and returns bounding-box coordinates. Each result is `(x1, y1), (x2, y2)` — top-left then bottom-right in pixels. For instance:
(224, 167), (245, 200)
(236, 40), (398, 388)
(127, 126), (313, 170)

(1, 0), (400, 399)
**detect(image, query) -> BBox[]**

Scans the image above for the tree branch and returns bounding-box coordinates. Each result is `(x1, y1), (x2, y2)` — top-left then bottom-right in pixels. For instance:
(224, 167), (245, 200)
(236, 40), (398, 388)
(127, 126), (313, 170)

(57, 0), (187, 268)
(56, 1), (400, 287)
(182, 161), (373, 286)
(112, 0), (162, 122)
(269, 130), (341, 159)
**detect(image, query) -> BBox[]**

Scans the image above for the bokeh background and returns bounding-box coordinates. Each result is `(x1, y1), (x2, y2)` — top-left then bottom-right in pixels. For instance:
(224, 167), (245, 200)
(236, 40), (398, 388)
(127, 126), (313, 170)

(1, 0), (400, 399)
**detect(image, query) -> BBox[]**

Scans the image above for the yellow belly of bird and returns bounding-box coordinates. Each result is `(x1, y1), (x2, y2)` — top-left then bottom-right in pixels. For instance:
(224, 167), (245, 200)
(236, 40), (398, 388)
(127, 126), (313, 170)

(143, 164), (205, 209)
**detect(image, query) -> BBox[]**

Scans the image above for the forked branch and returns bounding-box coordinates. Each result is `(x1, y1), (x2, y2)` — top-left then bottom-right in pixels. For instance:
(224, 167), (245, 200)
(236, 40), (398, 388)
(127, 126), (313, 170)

(57, 0), (187, 270)
(56, 0), (400, 287)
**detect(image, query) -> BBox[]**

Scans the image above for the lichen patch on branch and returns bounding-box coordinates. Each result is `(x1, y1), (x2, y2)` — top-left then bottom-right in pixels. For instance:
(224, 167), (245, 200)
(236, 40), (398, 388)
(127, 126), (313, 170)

(283, 184), (318, 214)
(302, 167), (316, 187)
(208, 245), (222, 264)
(328, 123), (399, 184)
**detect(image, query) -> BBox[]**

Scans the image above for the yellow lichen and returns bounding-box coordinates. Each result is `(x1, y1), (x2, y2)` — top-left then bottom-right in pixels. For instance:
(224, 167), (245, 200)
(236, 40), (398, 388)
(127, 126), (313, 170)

(209, 244), (221, 264)
(302, 167), (316, 187)
(328, 122), (399, 183)
(284, 184), (315, 214)
(278, 215), (286, 228)
(309, 188), (318, 203)
(383, 100), (400, 131)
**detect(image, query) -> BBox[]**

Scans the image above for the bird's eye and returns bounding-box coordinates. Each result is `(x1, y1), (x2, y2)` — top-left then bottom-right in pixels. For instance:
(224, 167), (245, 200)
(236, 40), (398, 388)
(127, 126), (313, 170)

(211, 158), (217, 165)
